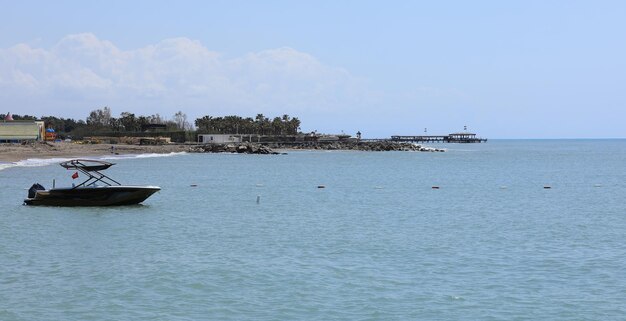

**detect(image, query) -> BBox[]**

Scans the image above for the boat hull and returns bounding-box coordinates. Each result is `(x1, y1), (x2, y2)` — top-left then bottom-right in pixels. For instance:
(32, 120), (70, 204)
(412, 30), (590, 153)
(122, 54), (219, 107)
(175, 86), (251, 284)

(24, 186), (160, 206)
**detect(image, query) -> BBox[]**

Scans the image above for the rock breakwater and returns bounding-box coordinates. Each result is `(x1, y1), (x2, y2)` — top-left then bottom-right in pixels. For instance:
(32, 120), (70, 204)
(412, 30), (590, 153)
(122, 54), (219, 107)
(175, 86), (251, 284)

(190, 143), (279, 154)
(189, 141), (444, 154)
(278, 141), (445, 152)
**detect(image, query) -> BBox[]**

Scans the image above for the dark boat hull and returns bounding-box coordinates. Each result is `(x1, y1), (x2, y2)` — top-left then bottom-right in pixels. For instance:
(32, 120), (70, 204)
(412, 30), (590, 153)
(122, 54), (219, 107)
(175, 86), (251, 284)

(24, 186), (160, 206)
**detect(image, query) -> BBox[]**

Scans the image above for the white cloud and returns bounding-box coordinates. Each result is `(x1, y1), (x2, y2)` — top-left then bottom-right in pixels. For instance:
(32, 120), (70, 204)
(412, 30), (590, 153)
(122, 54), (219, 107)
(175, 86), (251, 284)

(0, 33), (369, 122)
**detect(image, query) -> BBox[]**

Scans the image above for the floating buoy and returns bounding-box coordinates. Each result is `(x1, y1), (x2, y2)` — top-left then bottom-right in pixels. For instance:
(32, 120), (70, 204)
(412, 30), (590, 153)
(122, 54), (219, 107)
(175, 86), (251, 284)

(499, 186), (508, 189)
(317, 185), (326, 189)
(374, 186), (384, 189)
(432, 186), (440, 189)
(594, 184), (602, 188)
(256, 195), (260, 204)
(255, 183), (264, 187)
(543, 186), (551, 189)
(190, 184), (198, 187)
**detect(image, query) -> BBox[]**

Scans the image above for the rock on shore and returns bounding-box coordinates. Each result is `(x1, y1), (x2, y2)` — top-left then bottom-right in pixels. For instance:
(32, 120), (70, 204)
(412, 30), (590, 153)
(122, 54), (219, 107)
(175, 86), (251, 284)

(272, 141), (445, 152)
(189, 141), (444, 154)
(190, 143), (279, 154)
(0, 140), (444, 162)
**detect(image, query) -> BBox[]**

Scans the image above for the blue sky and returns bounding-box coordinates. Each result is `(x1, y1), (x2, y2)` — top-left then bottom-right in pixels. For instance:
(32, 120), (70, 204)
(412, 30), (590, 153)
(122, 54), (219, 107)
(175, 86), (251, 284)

(1, 0), (625, 138)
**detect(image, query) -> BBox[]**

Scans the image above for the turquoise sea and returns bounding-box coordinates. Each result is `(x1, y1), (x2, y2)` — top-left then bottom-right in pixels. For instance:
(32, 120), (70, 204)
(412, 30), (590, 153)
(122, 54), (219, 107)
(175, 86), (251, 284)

(1, 140), (625, 320)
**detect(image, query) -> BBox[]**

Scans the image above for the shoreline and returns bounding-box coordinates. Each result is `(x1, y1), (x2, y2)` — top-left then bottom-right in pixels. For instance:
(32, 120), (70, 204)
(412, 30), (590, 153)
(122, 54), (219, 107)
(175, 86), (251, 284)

(1, 141), (444, 164)
(0, 142), (191, 163)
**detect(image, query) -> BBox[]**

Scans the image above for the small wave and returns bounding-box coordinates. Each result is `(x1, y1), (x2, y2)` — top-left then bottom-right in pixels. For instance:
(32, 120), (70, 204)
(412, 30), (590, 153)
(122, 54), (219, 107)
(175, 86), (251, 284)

(136, 151), (187, 158)
(99, 152), (187, 160)
(17, 157), (73, 167)
(445, 149), (478, 152)
(0, 162), (16, 171)
(0, 157), (73, 171)
(0, 152), (187, 171)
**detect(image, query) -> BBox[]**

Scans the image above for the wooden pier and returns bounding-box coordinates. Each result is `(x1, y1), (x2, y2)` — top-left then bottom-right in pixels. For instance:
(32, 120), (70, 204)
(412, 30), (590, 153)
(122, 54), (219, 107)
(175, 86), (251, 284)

(391, 132), (487, 143)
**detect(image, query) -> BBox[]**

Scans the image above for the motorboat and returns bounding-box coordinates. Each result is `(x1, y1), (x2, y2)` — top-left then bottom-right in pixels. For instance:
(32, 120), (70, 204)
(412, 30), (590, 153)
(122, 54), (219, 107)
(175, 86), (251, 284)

(24, 159), (161, 206)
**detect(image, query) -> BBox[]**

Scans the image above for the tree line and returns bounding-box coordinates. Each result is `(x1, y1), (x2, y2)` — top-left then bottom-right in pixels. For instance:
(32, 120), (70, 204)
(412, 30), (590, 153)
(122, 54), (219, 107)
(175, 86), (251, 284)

(195, 114), (300, 135)
(2, 108), (301, 138)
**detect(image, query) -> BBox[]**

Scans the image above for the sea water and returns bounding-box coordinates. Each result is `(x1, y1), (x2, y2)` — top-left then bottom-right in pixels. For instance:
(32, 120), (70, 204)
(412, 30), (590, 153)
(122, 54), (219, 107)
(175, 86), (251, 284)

(1, 140), (625, 320)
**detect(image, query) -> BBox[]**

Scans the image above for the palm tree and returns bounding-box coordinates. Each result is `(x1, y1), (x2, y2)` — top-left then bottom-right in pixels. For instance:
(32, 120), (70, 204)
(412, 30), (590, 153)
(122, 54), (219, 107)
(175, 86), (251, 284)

(289, 117), (301, 135)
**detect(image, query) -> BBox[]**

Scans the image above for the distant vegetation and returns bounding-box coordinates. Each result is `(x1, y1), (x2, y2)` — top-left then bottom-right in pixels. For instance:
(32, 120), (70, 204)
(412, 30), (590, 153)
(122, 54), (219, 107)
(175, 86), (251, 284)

(1, 107), (301, 141)
(195, 114), (300, 135)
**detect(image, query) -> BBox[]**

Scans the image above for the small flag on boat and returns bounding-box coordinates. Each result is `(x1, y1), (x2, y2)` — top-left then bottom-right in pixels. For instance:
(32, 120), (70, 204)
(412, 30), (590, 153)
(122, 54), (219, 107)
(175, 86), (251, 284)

(72, 172), (79, 179)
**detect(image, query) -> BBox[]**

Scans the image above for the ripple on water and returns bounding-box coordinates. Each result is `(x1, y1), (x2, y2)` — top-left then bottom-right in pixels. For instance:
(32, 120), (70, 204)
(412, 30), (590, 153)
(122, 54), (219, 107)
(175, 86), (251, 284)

(2, 141), (626, 320)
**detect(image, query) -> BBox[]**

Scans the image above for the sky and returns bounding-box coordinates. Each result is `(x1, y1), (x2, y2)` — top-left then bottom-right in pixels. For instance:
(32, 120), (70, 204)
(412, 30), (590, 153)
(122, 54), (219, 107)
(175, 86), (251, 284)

(1, 0), (625, 138)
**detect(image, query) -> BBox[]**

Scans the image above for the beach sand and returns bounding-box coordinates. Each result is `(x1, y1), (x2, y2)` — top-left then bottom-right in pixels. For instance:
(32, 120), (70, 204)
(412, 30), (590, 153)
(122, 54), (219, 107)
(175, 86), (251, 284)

(0, 142), (191, 163)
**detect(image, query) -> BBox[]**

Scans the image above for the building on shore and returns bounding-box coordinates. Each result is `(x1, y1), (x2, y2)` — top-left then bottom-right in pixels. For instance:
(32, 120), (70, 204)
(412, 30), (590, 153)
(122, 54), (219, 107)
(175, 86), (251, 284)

(196, 133), (355, 144)
(0, 115), (46, 142)
(197, 134), (242, 144)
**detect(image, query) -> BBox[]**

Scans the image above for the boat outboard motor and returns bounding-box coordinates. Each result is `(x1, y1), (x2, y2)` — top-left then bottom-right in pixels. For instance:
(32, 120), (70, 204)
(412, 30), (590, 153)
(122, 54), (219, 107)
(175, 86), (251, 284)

(28, 183), (45, 198)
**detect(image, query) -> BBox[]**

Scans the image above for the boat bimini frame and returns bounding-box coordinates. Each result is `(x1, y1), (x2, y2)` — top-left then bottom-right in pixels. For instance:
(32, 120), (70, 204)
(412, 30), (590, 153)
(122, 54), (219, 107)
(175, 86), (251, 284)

(60, 159), (121, 188)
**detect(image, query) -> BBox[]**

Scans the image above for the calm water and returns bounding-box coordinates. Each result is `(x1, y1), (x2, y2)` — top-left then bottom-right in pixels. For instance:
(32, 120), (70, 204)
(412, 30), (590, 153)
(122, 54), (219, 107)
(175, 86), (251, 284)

(1, 140), (625, 320)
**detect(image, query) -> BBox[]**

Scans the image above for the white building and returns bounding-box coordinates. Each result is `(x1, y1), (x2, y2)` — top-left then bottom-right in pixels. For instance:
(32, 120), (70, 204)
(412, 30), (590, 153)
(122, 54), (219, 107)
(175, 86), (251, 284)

(197, 134), (241, 144)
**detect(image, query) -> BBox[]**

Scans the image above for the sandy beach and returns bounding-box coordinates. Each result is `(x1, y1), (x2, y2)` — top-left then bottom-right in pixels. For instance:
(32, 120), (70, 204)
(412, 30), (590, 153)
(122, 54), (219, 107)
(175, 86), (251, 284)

(0, 141), (444, 163)
(0, 142), (191, 163)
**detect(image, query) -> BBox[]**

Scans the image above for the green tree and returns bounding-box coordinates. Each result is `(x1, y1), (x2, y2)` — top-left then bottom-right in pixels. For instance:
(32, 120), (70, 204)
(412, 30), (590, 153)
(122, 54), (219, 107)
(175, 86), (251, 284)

(173, 111), (190, 130)
(119, 112), (138, 132)
(289, 117), (301, 135)
(86, 106), (112, 129)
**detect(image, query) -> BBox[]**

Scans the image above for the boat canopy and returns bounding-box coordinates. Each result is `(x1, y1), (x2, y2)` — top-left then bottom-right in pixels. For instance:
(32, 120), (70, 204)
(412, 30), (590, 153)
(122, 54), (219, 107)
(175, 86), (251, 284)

(59, 159), (121, 188)
(60, 159), (114, 171)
